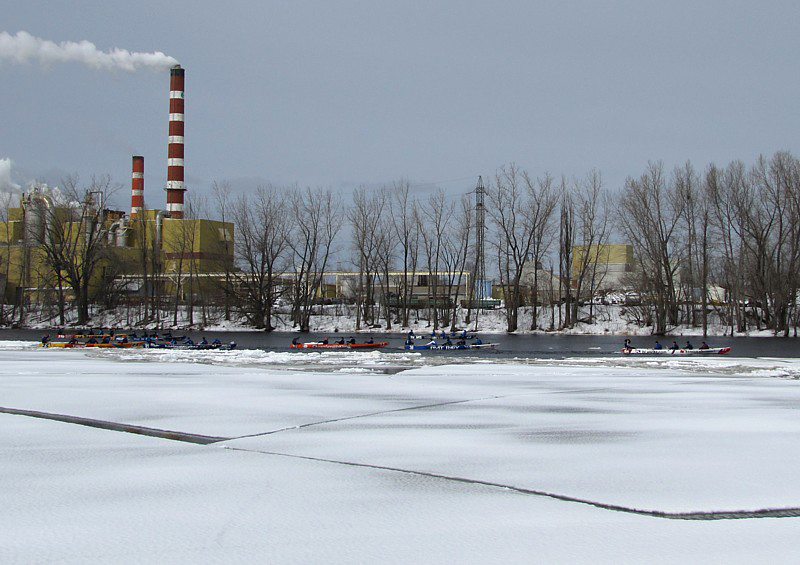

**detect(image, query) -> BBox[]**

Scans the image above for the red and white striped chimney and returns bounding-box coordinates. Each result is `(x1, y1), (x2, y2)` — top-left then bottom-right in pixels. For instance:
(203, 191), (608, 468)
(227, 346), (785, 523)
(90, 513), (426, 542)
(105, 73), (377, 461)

(131, 155), (144, 219)
(165, 64), (186, 218)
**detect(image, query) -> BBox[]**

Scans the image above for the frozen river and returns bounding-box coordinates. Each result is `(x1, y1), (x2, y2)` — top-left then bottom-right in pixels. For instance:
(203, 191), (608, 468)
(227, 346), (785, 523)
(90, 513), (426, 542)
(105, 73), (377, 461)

(2, 341), (800, 563)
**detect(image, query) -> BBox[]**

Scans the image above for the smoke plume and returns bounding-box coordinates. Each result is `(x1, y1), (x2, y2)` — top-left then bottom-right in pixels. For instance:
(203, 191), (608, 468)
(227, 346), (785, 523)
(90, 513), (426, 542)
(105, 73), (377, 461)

(0, 158), (21, 194)
(0, 31), (178, 72)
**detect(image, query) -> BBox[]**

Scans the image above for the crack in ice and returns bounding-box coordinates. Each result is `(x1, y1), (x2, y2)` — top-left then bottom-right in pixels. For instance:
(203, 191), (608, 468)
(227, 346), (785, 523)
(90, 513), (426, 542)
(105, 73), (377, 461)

(229, 395), (510, 439)
(5, 403), (799, 521)
(0, 406), (230, 445)
(223, 446), (800, 521)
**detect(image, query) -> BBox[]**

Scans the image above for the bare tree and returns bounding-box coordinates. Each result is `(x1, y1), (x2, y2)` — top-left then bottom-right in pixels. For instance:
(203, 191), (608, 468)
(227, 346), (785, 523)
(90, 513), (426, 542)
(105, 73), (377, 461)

(558, 178), (574, 329)
(525, 173), (558, 330)
(487, 165), (528, 332)
(743, 153), (800, 334)
(288, 188), (341, 332)
(706, 162), (747, 334)
(231, 185), (290, 330)
(439, 194), (473, 330)
(487, 165), (557, 332)
(163, 197), (201, 327)
(388, 180), (420, 327)
(212, 181), (235, 321)
(673, 162), (695, 325)
(25, 186), (69, 325)
(618, 162), (686, 334)
(701, 153), (800, 336)
(569, 170), (613, 326)
(133, 204), (152, 323)
(417, 189), (453, 330)
(373, 213), (397, 330)
(695, 166), (714, 336)
(34, 176), (120, 326)
(349, 187), (384, 329)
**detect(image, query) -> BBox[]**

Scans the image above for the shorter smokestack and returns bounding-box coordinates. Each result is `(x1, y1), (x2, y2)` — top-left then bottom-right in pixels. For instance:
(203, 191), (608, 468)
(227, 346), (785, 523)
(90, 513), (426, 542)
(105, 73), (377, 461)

(131, 155), (144, 219)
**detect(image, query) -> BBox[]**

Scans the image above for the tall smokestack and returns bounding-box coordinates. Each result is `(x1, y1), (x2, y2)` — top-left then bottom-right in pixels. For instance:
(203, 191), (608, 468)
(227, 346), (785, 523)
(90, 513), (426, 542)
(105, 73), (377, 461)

(131, 155), (144, 219)
(165, 64), (185, 218)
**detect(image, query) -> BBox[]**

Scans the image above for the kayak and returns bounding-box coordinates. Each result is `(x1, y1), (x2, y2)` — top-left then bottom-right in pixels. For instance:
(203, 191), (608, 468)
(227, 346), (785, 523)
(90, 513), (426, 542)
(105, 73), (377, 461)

(56, 333), (186, 341)
(290, 342), (387, 350)
(290, 342), (388, 350)
(42, 341), (235, 350)
(41, 342), (145, 349)
(621, 347), (731, 355)
(404, 343), (498, 351)
(164, 342), (237, 351)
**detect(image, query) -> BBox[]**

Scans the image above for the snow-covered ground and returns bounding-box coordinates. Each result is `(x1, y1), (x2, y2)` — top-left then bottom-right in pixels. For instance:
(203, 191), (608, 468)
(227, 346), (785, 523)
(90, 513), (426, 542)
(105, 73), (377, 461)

(2, 341), (800, 563)
(198, 308), (780, 337)
(19, 303), (780, 338)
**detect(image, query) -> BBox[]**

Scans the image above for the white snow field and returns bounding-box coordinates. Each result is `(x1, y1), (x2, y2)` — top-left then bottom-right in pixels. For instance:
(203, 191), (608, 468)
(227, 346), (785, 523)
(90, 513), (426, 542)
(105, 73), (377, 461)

(2, 342), (800, 563)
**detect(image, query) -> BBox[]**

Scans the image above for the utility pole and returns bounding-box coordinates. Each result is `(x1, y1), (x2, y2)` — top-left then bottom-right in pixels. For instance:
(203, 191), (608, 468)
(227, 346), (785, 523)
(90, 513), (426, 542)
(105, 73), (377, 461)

(466, 176), (486, 329)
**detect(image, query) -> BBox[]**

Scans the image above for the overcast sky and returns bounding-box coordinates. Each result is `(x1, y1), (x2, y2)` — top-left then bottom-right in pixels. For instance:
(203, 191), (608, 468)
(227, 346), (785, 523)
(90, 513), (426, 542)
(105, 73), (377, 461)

(1, 1), (798, 210)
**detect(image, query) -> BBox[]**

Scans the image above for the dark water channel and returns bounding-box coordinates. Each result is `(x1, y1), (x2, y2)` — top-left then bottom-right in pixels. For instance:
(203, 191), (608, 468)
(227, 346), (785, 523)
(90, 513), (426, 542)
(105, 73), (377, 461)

(3, 328), (800, 359)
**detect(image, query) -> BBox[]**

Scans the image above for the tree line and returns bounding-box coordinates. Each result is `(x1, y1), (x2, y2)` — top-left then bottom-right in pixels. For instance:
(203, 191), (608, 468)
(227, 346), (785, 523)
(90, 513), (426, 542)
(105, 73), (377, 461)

(620, 152), (800, 336)
(3, 151), (800, 336)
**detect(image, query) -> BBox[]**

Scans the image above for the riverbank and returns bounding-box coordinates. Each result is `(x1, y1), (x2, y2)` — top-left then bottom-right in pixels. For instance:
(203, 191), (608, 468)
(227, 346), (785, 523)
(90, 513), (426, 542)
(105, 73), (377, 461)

(1, 304), (780, 338)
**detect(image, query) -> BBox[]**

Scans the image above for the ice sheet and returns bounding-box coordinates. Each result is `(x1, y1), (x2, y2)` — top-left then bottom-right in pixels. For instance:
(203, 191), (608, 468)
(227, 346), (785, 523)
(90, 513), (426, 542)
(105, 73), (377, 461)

(3, 346), (800, 563)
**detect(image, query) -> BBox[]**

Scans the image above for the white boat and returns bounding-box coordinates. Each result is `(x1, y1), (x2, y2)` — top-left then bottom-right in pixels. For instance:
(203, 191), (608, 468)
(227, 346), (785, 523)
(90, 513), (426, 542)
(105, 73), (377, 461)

(621, 347), (731, 355)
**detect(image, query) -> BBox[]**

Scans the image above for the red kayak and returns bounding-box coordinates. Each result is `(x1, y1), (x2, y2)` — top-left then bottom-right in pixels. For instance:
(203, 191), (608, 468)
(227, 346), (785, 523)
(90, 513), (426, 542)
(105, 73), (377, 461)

(290, 342), (388, 350)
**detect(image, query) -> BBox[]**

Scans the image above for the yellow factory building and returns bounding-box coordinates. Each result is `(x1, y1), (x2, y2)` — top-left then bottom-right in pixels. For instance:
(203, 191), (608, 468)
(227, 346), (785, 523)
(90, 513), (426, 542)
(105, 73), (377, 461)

(0, 190), (234, 308)
(571, 244), (635, 293)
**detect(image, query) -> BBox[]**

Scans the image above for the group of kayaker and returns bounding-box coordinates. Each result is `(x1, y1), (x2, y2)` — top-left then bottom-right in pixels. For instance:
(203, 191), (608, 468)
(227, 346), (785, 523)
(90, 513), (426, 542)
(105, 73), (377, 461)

(42, 331), (224, 349)
(624, 338), (711, 351)
(407, 328), (474, 340)
(416, 336), (483, 347)
(291, 336), (374, 345)
(405, 330), (482, 347)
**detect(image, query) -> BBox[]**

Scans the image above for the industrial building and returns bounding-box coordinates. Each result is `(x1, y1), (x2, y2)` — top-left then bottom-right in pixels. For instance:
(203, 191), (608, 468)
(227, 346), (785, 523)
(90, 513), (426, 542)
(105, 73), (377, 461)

(571, 244), (635, 295)
(0, 65), (234, 312)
